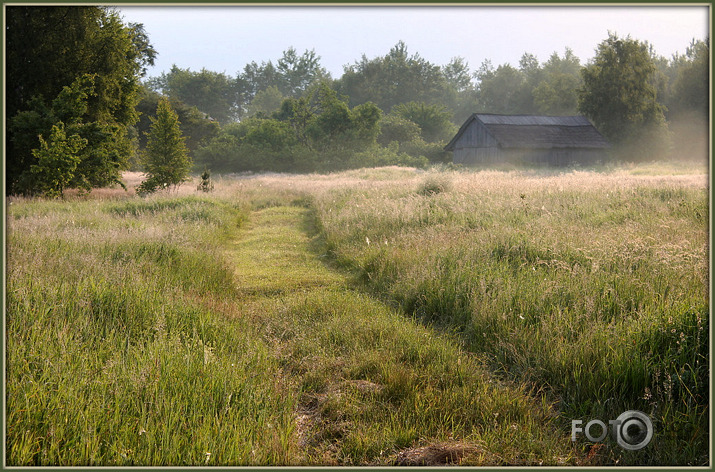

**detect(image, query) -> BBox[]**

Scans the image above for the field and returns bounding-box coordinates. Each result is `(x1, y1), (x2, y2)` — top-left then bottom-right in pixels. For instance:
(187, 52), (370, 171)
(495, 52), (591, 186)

(5, 163), (709, 466)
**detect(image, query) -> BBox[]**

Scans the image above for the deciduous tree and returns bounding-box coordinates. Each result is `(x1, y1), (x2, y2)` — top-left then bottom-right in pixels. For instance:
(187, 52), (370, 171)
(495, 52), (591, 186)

(29, 123), (87, 198)
(336, 41), (452, 112)
(579, 33), (670, 160)
(6, 6), (155, 195)
(150, 66), (241, 124)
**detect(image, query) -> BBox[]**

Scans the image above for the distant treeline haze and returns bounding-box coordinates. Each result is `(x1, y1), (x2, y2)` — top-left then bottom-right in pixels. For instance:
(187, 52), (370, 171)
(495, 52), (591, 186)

(5, 6), (709, 195)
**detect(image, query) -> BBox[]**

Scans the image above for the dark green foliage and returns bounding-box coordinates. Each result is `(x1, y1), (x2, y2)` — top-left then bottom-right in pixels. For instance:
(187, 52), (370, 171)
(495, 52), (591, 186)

(377, 114), (449, 164)
(532, 49), (583, 115)
(579, 33), (671, 161)
(29, 124), (88, 198)
(10, 74), (132, 195)
(6, 6), (155, 195)
(475, 61), (535, 115)
(134, 86), (220, 165)
(140, 36), (705, 173)
(336, 41), (454, 112)
(138, 98), (191, 194)
(147, 66), (241, 124)
(197, 169), (214, 193)
(275, 47), (330, 97)
(238, 47), (330, 104)
(377, 114), (422, 146)
(146, 48), (330, 124)
(666, 39), (709, 118)
(246, 85), (285, 118)
(195, 83), (388, 173)
(391, 102), (457, 143)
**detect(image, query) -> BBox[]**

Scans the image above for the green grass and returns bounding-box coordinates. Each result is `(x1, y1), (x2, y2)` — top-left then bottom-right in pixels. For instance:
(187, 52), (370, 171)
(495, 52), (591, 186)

(225, 204), (575, 465)
(311, 167), (708, 465)
(6, 164), (709, 465)
(7, 195), (293, 465)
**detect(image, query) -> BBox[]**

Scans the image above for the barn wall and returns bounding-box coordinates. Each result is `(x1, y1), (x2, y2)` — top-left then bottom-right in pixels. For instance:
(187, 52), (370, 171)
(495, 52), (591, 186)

(456, 119), (498, 148)
(454, 147), (502, 165)
(450, 119), (609, 167)
(518, 148), (607, 166)
(454, 147), (607, 167)
(452, 119), (502, 165)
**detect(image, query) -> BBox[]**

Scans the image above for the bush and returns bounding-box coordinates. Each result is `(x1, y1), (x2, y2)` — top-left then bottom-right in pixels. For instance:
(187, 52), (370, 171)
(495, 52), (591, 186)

(197, 168), (214, 193)
(417, 174), (452, 196)
(324, 144), (428, 172)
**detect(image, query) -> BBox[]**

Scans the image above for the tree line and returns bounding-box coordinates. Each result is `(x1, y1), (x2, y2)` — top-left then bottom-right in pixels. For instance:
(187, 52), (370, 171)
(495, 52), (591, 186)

(6, 6), (709, 196)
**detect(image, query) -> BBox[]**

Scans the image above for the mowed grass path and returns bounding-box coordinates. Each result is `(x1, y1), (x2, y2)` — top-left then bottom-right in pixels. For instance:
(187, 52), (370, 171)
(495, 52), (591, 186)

(226, 206), (345, 297)
(224, 204), (576, 465)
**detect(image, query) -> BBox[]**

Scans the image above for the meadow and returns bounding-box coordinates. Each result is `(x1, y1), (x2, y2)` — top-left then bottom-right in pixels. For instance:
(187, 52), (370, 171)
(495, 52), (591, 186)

(5, 163), (709, 466)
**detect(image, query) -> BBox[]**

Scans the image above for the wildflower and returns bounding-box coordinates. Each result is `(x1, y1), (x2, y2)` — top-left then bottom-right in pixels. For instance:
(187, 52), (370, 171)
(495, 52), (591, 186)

(365, 236), (370, 246)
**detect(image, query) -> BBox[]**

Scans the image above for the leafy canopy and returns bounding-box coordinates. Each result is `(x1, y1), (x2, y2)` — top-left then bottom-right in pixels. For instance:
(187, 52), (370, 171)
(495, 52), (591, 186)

(578, 33), (670, 160)
(6, 6), (156, 195)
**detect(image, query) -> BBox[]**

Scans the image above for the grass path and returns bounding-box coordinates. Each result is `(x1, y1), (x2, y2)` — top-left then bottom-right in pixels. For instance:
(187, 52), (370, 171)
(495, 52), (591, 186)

(222, 204), (575, 466)
(226, 205), (345, 297)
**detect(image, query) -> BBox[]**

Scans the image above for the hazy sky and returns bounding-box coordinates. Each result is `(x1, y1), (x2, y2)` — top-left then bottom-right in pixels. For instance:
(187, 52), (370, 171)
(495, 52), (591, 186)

(118, 5), (710, 79)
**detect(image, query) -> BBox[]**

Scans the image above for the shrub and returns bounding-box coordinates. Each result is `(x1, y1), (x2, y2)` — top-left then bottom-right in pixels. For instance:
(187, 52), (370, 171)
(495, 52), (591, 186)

(417, 174), (452, 196)
(197, 168), (214, 193)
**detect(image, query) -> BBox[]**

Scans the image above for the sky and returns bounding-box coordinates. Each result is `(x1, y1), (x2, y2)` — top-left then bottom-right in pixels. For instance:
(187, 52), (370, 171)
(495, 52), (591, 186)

(118, 5), (710, 80)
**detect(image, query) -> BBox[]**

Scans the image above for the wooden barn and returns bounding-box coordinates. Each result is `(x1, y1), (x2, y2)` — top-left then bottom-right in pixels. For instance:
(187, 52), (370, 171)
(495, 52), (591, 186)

(445, 113), (610, 166)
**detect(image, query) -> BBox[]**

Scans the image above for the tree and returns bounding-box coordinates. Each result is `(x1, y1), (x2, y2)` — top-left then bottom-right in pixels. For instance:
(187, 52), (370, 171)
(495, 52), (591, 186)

(235, 47), (330, 117)
(377, 114), (422, 147)
(6, 6), (155, 195)
(273, 83), (381, 152)
(236, 60), (281, 106)
(194, 84), (383, 173)
(276, 47), (330, 97)
(442, 57), (479, 123)
(391, 102), (456, 143)
(579, 33), (670, 161)
(336, 41), (453, 112)
(150, 66), (241, 124)
(668, 39), (709, 118)
(532, 49), (582, 115)
(135, 86), (220, 161)
(29, 123), (88, 198)
(662, 39), (709, 161)
(10, 74), (134, 194)
(246, 85), (285, 117)
(442, 57), (473, 93)
(139, 98), (192, 194)
(476, 62), (530, 114)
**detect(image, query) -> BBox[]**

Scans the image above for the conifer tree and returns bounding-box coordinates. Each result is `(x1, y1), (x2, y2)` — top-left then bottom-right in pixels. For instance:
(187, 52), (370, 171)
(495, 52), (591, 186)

(138, 97), (191, 194)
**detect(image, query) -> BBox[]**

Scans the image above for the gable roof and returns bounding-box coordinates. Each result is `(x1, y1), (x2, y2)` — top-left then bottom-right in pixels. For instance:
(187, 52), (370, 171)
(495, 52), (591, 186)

(445, 113), (610, 151)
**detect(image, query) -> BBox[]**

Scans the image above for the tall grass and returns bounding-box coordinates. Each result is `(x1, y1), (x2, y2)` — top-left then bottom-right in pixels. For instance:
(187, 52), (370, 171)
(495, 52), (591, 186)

(218, 203), (576, 466)
(6, 194), (294, 465)
(307, 166), (708, 465)
(6, 163), (708, 465)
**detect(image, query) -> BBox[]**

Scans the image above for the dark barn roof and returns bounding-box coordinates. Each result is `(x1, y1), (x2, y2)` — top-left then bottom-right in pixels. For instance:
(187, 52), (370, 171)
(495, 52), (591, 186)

(445, 114), (610, 151)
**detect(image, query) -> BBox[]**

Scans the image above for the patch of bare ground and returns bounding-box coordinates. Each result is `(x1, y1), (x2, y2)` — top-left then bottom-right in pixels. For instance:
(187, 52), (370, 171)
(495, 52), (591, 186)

(393, 442), (485, 466)
(294, 380), (385, 449)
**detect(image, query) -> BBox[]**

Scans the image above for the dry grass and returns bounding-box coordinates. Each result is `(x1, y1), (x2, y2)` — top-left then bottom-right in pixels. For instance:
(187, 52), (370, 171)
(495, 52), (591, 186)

(6, 162), (709, 466)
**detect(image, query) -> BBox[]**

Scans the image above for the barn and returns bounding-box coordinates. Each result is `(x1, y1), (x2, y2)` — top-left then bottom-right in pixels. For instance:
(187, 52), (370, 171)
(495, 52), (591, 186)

(444, 113), (610, 166)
